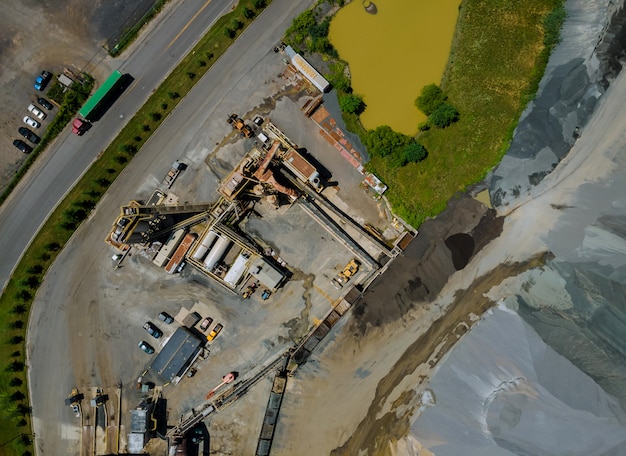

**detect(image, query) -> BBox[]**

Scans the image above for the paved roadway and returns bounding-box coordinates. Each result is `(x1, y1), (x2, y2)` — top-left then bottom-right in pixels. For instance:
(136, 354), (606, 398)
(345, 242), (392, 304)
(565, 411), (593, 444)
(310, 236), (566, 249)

(0, 0), (240, 292)
(25, 1), (314, 454)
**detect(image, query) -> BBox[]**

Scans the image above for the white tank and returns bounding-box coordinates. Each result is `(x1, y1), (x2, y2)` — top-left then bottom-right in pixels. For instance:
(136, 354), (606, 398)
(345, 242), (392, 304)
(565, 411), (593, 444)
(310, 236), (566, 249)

(203, 235), (231, 271)
(192, 230), (218, 261)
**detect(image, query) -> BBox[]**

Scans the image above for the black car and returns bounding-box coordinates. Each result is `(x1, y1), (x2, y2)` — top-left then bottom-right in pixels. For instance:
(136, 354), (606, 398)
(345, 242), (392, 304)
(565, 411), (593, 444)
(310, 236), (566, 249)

(158, 311), (174, 324)
(13, 139), (32, 154)
(143, 322), (163, 339)
(18, 127), (41, 144)
(37, 97), (54, 110)
(138, 340), (155, 354)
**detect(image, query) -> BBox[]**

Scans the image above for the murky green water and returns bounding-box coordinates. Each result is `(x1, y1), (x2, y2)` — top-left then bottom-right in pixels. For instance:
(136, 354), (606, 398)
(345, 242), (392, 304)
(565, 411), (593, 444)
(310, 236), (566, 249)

(329, 0), (460, 135)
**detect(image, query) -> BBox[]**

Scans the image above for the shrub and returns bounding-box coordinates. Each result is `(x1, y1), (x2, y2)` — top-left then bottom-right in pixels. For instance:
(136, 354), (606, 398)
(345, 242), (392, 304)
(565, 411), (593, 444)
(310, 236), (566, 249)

(96, 178), (111, 188)
(133, 135), (142, 142)
(119, 143), (137, 155)
(45, 242), (61, 251)
(429, 102), (459, 128)
(11, 304), (28, 315)
(11, 351), (21, 358)
(142, 124), (151, 132)
(106, 168), (117, 174)
(231, 18), (243, 30)
(86, 189), (102, 198)
(187, 71), (196, 80)
(10, 391), (26, 401)
(15, 403), (31, 416)
(15, 290), (32, 301)
(388, 151), (407, 169)
(18, 276), (39, 289)
(197, 60), (206, 67)
(26, 265), (43, 275)
(365, 126), (412, 158)
(40, 252), (50, 262)
(244, 7), (254, 19)
(64, 207), (87, 223)
(339, 94), (365, 114)
(415, 83), (446, 116)
(10, 378), (23, 387)
(224, 28), (235, 39)
(16, 418), (27, 427)
(168, 91), (180, 99)
(9, 336), (24, 345)
(404, 142), (428, 163)
(114, 155), (128, 164)
(9, 321), (25, 329)
(160, 103), (168, 110)
(149, 112), (162, 121)
(253, 0), (266, 10)
(6, 361), (24, 372)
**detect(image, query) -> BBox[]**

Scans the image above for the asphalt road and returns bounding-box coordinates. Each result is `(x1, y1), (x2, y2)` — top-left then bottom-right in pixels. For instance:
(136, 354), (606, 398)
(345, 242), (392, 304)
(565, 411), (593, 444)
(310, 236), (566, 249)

(26, 1), (314, 454)
(0, 0), (238, 293)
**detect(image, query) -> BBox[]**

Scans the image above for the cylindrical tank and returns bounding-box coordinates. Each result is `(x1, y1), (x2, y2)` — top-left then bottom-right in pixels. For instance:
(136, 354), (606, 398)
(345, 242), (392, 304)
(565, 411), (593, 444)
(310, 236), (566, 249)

(203, 235), (231, 271)
(192, 230), (218, 261)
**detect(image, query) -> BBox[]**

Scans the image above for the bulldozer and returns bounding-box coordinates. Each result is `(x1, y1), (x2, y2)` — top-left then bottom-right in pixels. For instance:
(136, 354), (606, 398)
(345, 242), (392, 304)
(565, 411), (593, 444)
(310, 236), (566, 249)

(227, 113), (253, 138)
(331, 259), (360, 289)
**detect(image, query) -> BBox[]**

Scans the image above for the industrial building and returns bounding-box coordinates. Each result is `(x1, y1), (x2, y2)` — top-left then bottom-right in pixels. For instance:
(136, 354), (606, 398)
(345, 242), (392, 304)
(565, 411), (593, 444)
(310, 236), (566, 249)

(150, 328), (203, 383)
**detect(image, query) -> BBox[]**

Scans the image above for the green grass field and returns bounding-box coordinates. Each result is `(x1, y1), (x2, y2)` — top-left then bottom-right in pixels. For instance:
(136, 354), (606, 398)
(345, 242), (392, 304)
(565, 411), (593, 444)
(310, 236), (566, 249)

(367, 0), (565, 227)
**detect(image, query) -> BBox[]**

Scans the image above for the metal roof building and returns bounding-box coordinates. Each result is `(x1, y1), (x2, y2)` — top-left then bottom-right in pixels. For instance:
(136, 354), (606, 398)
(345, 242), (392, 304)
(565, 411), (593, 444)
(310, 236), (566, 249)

(249, 258), (285, 291)
(150, 327), (202, 382)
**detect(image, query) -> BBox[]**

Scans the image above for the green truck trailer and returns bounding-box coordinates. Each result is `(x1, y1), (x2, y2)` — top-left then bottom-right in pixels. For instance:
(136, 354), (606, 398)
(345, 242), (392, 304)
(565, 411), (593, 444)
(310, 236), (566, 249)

(72, 70), (126, 135)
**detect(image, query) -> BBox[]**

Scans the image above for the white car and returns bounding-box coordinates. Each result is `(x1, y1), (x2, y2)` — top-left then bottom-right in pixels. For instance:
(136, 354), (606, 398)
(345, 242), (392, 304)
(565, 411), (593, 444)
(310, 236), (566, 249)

(28, 104), (46, 120)
(23, 116), (40, 129)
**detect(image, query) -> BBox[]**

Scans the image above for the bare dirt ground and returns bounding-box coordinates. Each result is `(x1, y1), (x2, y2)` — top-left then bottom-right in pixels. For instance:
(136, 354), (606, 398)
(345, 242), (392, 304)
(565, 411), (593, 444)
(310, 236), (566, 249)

(0, 0), (156, 192)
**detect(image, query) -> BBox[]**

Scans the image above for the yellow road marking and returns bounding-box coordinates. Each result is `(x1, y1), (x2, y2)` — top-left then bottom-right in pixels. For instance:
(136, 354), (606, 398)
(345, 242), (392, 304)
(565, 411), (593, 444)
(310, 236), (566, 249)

(166, 0), (214, 51)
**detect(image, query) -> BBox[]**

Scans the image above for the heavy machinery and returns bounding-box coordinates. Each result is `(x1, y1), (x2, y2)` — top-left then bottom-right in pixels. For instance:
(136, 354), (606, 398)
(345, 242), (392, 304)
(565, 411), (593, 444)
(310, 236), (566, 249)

(227, 113), (253, 138)
(64, 387), (82, 417)
(331, 259), (360, 289)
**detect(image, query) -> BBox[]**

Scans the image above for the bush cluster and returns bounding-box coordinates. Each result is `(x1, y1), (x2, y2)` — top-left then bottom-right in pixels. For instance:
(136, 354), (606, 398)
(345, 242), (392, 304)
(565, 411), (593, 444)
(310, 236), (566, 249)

(415, 83), (459, 129)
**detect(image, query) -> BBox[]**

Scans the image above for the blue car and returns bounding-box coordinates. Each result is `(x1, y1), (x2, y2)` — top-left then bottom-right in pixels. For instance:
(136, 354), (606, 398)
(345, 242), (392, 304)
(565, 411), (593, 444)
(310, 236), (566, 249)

(34, 71), (52, 91)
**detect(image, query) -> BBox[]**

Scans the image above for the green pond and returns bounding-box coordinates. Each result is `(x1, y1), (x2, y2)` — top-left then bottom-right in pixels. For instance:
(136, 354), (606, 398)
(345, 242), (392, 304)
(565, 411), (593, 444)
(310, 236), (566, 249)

(329, 0), (460, 135)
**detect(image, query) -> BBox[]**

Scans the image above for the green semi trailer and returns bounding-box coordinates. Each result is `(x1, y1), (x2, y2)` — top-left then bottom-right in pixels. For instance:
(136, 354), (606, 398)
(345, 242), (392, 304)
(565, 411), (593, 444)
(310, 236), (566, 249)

(72, 70), (125, 135)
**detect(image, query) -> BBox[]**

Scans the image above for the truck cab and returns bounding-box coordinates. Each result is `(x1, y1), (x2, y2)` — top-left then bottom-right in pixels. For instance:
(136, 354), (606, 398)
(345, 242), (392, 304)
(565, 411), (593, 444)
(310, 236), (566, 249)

(72, 118), (91, 136)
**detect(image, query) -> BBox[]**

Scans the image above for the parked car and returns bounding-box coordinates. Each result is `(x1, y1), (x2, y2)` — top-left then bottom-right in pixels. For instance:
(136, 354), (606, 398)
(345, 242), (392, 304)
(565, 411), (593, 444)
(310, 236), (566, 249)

(158, 311), (174, 324)
(37, 97), (53, 110)
(13, 139), (32, 154)
(27, 104), (46, 120)
(199, 317), (213, 331)
(71, 403), (81, 418)
(34, 71), (52, 91)
(18, 126), (40, 144)
(207, 323), (223, 342)
(138, 340), (155, 354)
(143, 322), (162, 339)
(23, 116), (40, 129)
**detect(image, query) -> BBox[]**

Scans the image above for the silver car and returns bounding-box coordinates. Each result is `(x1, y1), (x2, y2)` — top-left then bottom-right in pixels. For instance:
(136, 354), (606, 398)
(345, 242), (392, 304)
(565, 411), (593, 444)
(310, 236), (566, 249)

(23, 116), (40, 129)
(28, 103), (46, 120)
